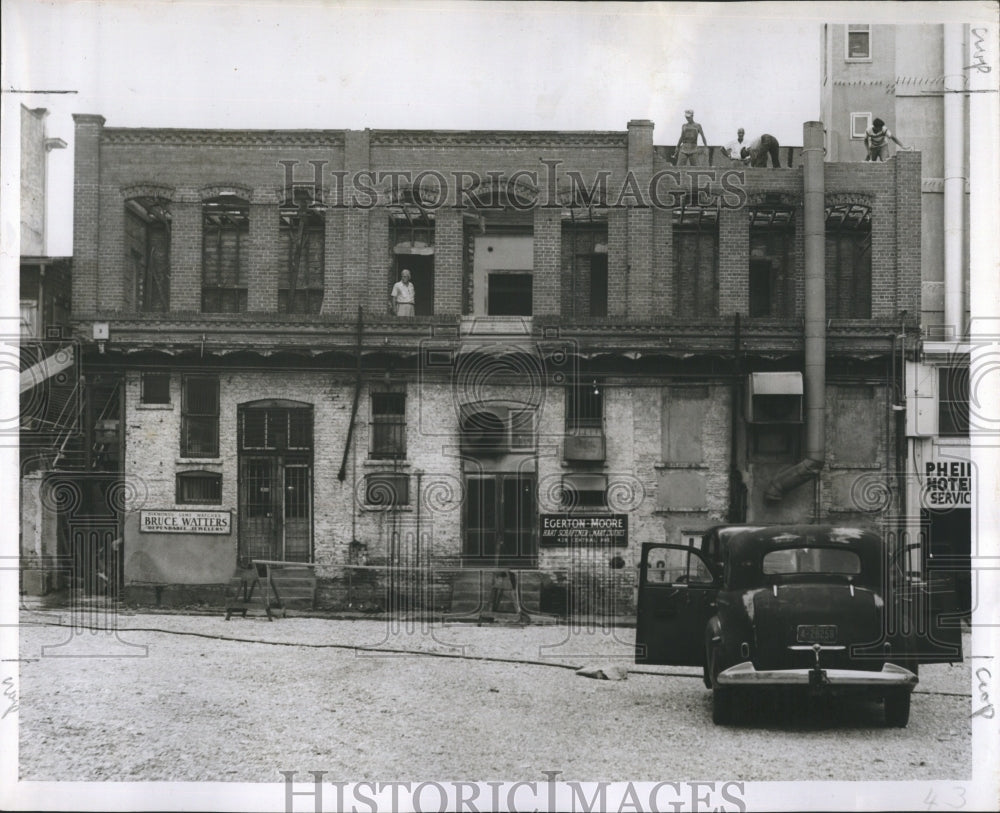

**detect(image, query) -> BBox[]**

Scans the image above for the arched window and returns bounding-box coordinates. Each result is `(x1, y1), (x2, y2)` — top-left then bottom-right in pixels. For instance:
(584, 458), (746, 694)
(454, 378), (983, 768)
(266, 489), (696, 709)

(825, 204), (872, 318)
(749, 203), (796, 318)
(202, 195), (249, 313)
(125, 196), (171, 312)
(279, 189), (325, 314)
(562, 209), (608, 318)
(673, 205), (719, 317)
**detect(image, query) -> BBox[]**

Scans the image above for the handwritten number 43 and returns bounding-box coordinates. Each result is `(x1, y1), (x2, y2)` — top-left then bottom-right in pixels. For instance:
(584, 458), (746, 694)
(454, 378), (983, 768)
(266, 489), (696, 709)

(924, 787), (966, 810)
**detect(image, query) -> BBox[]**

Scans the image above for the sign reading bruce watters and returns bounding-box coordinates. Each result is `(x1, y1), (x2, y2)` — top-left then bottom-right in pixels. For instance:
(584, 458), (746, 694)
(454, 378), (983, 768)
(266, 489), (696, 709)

(540, 514), (628, 546)
(140, 510), (232, 534)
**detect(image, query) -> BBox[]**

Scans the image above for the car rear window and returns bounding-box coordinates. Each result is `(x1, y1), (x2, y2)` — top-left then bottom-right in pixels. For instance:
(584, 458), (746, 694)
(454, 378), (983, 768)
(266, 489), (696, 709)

(762, 547), (862, 575)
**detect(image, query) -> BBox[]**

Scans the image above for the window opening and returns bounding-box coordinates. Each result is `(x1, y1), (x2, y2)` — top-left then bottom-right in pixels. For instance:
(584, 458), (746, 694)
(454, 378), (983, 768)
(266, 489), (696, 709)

(202, 195), (249, 312)
(126, 196), (171, 312)
(279, 189), (324, 314)
(182, 376), (219, 457)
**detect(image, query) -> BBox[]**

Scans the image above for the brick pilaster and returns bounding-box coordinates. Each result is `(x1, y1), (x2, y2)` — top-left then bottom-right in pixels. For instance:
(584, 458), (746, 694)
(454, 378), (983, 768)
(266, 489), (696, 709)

(533, 208), (561, 315)
(626, 120), (655, 319)
(434, 207), (463, 315)
(718, 206), (749, 315)
(343, 130), (370, 317)
(169, 197), (201, 311)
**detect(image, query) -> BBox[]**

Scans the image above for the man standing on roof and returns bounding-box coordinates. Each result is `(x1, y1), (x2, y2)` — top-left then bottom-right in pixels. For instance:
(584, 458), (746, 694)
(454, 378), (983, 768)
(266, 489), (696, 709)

(725, 128), (746, 163)
(864, 118), (911, 162)
(674, 109), (708, 166)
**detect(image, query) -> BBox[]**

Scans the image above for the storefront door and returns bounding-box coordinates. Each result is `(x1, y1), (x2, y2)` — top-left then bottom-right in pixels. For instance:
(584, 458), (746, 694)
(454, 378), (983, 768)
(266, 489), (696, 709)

(463, 473), (536, 567)
(237, 402), (313, 563)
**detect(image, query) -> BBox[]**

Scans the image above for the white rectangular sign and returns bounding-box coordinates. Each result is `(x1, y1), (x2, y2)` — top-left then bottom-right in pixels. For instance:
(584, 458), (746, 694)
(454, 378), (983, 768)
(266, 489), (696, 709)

(139, 510), (232, 534)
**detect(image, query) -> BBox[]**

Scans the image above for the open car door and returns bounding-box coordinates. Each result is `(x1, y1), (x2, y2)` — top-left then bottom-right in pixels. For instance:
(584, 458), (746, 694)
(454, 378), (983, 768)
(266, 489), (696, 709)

(635, 543), (719, 666)
(891, 541), (964, 664)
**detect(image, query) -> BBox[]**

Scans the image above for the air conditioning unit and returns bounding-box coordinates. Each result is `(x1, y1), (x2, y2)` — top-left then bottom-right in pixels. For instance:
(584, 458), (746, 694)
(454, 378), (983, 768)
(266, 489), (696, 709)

(746, 372), (803, 424)
(460, 404), (536, 455)
(460, 406), (511, 455)
(564, 429), (606, 462)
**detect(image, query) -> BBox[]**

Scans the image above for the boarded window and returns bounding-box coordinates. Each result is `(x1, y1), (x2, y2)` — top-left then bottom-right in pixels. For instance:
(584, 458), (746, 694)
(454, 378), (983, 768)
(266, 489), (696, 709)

(141, 372), (170, 405)
(561, 220), (608, 318)
(825, 204), (872, 318)
(125, 197), (171, 312)
(176, 471), (222, 504)
(182, 376), (219, 457)
(371, 392), (406, 459)
(661, 386), (709, 463)
(202, 196), (249, 313)
(279, 192), (324, 314)
(673, 207), (719, 317)
(829, 386), (878, 466)
(749, 205), (795, 318)
(366, 472), (410, 507)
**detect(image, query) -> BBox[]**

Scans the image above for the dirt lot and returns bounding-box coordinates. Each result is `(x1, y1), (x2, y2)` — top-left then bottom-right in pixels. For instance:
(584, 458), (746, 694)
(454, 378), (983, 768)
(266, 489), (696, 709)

(14, 610), (972, 783)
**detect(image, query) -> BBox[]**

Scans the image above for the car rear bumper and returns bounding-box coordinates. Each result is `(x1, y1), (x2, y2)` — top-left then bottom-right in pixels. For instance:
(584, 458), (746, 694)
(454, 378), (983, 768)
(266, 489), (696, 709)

(716, 661), (918, 689)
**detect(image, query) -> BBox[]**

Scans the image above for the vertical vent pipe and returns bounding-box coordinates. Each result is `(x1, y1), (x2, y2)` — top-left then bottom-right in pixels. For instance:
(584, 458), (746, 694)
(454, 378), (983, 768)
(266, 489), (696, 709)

(764, 121), (827, 502)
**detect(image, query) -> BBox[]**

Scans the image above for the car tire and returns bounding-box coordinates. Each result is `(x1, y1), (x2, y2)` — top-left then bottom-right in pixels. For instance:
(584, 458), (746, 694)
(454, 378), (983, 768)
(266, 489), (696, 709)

(712, 687), (733, 725)
(884, 690), (911, 727)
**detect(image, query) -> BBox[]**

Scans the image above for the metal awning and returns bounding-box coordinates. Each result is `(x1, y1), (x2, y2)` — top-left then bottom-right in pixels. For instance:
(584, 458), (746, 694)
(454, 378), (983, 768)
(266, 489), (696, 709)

(749, 371), (803, 396)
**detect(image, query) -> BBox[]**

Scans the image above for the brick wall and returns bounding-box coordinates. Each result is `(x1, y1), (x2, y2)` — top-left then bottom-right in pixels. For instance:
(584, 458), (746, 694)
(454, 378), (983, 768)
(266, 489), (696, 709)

(71, 118), (920, 322)
(72, 114), (104, 313)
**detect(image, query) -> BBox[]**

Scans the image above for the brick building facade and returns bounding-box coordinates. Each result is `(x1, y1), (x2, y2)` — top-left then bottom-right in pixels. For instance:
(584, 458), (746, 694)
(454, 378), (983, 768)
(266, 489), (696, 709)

(53, 114), (922, 614)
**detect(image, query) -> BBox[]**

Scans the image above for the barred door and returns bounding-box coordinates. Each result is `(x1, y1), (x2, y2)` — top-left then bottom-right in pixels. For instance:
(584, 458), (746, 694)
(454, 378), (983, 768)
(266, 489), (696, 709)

(240, 457), (279, 561)
(237, 402), (313, 564)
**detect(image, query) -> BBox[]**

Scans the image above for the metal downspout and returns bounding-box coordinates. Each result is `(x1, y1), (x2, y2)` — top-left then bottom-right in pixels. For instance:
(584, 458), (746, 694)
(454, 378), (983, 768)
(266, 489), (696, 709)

(764, 121), (827, 503)
(943, 23), (966, 340)
(338, 306), (364, 482)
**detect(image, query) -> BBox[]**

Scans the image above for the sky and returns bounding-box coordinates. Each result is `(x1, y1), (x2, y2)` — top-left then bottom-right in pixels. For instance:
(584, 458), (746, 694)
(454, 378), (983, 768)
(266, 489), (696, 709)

(3, 0), (991, 255)
(3, 0), (825, 256)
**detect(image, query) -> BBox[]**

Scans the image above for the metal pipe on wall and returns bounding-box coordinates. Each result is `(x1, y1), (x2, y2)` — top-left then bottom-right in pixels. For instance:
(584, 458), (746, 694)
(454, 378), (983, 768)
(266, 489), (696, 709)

(943, 23), (966, 341)
(764, 121), (827, 504)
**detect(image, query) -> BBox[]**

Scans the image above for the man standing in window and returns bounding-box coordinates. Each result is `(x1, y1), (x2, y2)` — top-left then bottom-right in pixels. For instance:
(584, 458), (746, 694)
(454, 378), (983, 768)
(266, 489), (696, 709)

(674, 109), (708, 166)
(391, 268), (415, 317)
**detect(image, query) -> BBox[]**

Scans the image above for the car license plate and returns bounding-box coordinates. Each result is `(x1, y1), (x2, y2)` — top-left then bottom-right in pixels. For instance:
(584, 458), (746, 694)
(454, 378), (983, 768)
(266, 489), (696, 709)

(797, 624), (837, 644)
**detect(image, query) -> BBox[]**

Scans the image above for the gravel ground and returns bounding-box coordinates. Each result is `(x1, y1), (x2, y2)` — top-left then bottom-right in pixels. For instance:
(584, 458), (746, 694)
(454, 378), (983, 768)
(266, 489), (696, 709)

(15, 609), (972, 783)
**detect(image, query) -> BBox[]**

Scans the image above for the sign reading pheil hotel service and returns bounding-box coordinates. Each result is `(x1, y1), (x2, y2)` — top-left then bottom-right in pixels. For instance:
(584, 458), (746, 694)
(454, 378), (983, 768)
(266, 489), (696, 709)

(540, 515), (628, 546)
(140, 510), (232, 534)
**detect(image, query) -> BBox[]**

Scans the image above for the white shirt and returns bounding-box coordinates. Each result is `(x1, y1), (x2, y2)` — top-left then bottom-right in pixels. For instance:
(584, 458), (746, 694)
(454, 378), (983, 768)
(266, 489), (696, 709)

(391, 280), (415, 304)
(725, 138), (746, 161)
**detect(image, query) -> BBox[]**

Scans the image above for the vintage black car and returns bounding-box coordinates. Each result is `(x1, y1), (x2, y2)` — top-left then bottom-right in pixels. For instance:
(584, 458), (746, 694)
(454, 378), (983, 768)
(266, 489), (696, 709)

(635, 525), (962, 727)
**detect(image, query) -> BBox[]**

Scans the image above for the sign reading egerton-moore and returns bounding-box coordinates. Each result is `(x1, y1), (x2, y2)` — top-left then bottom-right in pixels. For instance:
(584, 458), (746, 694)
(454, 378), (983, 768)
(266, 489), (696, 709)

(140, 510), (232, 534)
(540, 515), (628, 547)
